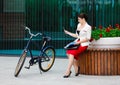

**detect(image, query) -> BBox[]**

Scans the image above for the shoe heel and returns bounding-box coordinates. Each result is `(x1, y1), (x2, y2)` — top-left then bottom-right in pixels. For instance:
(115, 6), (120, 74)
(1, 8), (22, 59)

(63, 71), (72, 78)
(75, 67), (80, 76)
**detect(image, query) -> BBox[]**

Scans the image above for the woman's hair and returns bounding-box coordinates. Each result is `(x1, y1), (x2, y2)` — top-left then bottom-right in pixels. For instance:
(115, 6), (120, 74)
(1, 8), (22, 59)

(78, 13), (88, 21)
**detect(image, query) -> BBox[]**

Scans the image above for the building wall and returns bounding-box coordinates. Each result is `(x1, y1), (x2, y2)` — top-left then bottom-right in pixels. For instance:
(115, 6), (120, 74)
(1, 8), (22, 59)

(0, 0), (120, 50)
(3, 0), (25, 12)
(0, 0), (25, 40)
(25, 0), (120, 32)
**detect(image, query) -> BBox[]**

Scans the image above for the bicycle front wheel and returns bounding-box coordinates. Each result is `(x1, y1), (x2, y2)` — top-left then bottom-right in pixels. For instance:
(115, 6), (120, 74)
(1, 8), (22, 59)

(38, 47), (55, 72)
(14, 51), (27, 77)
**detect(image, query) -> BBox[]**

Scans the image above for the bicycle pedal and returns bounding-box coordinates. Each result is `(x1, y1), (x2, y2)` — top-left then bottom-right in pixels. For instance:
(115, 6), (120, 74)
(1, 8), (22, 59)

(24, 66), (30, 69)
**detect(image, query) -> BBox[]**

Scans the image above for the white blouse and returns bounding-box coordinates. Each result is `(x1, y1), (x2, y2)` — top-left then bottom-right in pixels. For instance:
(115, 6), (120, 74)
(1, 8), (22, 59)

(75, 23), (91, 46)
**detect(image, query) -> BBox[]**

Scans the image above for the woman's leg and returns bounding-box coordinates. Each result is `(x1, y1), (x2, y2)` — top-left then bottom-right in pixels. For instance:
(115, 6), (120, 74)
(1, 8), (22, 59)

(64, 54), (74, 75)
(73, 59), (78, 73)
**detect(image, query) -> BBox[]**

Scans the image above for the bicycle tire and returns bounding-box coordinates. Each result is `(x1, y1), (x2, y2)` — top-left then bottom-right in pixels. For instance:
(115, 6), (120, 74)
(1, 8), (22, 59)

(38, 47), (55, 72)
(14, 51), (27, 77)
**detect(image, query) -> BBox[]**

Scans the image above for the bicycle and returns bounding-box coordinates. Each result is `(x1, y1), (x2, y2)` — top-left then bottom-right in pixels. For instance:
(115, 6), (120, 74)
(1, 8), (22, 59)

(14, 26), (55, 77)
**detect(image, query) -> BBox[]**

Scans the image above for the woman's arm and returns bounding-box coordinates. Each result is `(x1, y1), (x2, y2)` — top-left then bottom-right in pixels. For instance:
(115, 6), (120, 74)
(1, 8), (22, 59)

(75, 38), (89, 45)
(64, 29), (77, 38)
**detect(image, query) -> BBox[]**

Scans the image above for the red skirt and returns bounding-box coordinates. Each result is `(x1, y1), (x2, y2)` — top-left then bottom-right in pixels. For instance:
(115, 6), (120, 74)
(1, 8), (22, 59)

(66, 45), (88, 60)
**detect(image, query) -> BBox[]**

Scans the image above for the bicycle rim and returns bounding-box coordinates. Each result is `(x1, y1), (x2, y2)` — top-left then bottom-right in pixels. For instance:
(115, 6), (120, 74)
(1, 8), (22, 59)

(39, 47), (55, 72)
(14, 52), (27, 77)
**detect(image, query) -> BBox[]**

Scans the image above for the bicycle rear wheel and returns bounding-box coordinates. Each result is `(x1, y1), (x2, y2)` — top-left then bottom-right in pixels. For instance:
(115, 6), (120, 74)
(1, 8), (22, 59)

(38, 47), (55, 72)
(14, 51), (27, 77)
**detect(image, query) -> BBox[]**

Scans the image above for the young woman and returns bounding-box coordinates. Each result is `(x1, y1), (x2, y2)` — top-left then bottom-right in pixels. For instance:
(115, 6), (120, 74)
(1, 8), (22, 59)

(63, 13), (91, 78)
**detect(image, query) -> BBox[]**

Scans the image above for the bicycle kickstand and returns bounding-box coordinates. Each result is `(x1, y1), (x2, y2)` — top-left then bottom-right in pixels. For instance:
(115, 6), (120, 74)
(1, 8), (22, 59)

(40, 69), (42, 74)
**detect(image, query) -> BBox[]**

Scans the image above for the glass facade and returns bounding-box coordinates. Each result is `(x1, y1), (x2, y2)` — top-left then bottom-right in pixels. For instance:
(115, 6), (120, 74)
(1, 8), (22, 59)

(26, 0), (120, 32)
(0, 0), (120, 56)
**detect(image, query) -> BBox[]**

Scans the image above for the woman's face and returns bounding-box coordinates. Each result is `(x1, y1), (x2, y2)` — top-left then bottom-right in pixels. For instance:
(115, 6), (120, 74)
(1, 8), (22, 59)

(78, 17), (84, 23)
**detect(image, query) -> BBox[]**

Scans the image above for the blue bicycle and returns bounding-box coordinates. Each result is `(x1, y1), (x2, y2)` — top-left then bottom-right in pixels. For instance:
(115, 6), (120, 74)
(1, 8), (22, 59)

(14, 26), (55, 77)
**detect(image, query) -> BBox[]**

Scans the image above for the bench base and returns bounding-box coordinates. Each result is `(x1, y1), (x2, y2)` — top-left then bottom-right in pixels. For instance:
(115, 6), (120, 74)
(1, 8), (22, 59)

(78, 48), (120, 75)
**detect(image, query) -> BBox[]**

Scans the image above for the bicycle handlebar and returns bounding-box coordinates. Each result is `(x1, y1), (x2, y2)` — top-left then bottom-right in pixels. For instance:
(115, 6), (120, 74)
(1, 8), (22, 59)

(25, 26), (42, 37)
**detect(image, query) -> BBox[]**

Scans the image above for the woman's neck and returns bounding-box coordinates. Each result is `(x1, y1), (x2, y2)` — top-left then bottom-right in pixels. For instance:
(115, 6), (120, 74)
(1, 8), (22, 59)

(81, 21), (86, 26)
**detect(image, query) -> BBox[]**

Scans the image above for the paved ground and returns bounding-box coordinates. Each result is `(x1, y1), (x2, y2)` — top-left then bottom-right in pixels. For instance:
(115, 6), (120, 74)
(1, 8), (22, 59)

(0, 56), (120, 85)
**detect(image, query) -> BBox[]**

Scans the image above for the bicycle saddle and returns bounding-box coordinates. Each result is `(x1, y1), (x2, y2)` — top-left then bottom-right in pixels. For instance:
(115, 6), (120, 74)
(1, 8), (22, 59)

(43, 36), (51, 41)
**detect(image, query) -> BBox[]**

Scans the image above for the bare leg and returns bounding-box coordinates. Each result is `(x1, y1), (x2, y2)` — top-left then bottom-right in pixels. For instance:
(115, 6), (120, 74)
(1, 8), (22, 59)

(64, 54), (74, 75)
(73, 59), (78, 73)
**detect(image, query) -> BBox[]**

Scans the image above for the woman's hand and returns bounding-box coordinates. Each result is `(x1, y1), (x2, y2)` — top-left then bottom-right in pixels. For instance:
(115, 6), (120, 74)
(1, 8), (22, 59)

(75, 41), (80, 45)
(64, 29), (77, 38)
(64, 29), (69, 35)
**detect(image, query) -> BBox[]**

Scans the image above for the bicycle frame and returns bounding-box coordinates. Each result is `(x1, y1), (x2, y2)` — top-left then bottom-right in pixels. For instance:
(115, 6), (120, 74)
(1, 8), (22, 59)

(24, 27), (51, 68)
